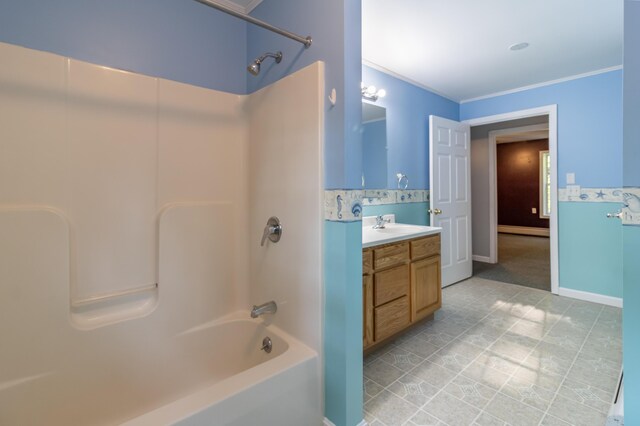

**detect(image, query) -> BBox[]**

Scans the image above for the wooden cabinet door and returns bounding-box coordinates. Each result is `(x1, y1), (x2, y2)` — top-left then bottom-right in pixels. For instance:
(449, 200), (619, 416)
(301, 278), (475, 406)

(374, 296), (410, 342)
(410, 256), (441, 322)
(363, 274), (374, 348)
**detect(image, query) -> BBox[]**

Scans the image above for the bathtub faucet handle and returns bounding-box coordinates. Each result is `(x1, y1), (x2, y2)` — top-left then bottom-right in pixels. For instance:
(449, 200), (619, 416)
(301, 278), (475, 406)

(261, 216), (283, 246)
(251, 300), (277, 318)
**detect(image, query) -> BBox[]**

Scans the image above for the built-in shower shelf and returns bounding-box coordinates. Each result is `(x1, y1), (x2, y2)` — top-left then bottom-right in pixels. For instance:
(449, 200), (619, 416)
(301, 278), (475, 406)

(70, 283), (159, 330)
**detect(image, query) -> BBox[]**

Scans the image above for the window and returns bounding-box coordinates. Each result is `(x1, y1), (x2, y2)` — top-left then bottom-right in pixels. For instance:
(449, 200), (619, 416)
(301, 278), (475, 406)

(540, 150), (551, 218)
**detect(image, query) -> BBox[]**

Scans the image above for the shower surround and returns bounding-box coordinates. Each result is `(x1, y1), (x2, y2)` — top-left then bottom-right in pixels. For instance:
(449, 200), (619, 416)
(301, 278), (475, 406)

(0, 41), (323, 425)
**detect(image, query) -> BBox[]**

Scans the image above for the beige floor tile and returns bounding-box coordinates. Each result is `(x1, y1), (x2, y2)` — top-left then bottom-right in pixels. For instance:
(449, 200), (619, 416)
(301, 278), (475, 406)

(364, 358), (406, 387)
(408, 409), (445, 426)
(379, 347), (426, 372)
(423, 391), (480, 426)
(365, 390), (421, 426)
(539, 414), (572, 426)
(461, 361), (511, 390)
(409, 360), (458, 388)
(547, 394), (608, 426)
(488, 331), (539, 362)
(443, 375), (496, 409)
(473, 411), (506, 426)
(387, 373), (440, 408)
(419, 330), (458, 348)
(398, 337), (442, 359)
(484, 393), (545, 426)
(557, 378), (615, 414)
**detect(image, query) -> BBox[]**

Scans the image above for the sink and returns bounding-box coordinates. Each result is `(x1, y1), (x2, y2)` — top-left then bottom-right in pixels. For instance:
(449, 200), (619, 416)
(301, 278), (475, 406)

(362, 221), (441, 248)
(371, 223), (428, 234)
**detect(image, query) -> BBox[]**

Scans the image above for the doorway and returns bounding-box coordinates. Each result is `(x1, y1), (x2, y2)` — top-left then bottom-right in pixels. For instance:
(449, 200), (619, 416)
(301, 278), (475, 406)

(464, 105), (559, 294)
(472, 123), (551, 291)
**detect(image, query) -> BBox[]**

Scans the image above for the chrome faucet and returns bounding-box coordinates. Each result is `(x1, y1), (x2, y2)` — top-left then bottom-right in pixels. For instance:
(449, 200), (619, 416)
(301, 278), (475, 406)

(373, 215), (390, 229)
(251, 301), (277, 318)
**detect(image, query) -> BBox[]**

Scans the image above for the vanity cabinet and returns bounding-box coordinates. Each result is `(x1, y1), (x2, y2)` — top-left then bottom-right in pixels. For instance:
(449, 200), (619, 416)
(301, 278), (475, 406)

(363, 233), (441, 350)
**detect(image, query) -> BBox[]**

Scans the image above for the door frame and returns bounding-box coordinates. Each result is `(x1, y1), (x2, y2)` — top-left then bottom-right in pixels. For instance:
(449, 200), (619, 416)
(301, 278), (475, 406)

(463, 105), (559, 295)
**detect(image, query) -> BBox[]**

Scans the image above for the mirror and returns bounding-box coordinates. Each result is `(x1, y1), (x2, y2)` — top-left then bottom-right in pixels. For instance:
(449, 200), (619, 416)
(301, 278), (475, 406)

(362, 102), (387, 189)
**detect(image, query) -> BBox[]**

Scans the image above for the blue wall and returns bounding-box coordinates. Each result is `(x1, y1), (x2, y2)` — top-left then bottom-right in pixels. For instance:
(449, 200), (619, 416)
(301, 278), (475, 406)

(363, 66), (459, 190)
(559, 203), (622, 297)
(461, 70), (624, 300)
(0, 0), (247, 94)
(248, 2), (365, 425)
(249, 0), (363, 191)
(461, 71), (623, 188)
(362, 203), (430, 226)
(362, 119), (387, 189)
(623, 1), (640, 422)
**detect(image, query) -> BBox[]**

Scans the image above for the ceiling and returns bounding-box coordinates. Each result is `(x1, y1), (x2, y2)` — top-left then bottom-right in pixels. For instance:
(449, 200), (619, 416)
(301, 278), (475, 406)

(496, 129), (548, 144)
(362, 0), (623, 102)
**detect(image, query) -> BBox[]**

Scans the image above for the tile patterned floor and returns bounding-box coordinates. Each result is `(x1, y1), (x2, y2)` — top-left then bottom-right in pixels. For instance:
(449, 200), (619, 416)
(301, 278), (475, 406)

(363, 277), (622, 426)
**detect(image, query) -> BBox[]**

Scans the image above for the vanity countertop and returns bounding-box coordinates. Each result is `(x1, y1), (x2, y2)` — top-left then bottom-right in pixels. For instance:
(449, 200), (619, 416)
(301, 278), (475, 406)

(362, 222), (442, 248)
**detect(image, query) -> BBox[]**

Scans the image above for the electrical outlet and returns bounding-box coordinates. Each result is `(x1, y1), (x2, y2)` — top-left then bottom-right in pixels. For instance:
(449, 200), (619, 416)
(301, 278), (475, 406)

(567, 173), (576, 185)
(567, 185), (581, 197)
(532, 207), (537, 214)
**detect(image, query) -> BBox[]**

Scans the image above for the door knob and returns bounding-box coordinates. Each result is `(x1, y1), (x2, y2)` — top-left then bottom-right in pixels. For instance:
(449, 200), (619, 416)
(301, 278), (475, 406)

(606, 210), (623, 219)
(428, 208), (442, 215)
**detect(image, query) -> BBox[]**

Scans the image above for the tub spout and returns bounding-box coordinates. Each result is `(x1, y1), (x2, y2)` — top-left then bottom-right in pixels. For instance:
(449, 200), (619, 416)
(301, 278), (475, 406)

(251, 301), (277, 318)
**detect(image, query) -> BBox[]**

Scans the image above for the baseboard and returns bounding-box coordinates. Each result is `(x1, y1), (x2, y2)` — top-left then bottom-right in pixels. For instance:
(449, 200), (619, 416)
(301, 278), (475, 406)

(558, 287), (623, 308)
(498, 225), (550, 237)
(323, 418), (367, 426)
(472, 255), (493, 263)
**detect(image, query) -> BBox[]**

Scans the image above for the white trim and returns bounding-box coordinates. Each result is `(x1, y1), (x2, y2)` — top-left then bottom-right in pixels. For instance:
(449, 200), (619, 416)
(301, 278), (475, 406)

(473, 255), (493, 263)
(323, 418), (367, 426)
(362, 60), (458, 103)
(558, 288), (623, 308)
(498, 225), (550, 237)
(539, 150), (551, 219)
(464, 105), (559, 295)
(460, 65), (623, 104)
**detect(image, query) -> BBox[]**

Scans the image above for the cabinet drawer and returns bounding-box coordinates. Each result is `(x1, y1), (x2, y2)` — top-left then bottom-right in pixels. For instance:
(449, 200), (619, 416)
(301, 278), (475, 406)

(374, 242), (409, 270)
(374, 264), (409, 306)
(363, 250), (373, 275)
(374, 296), (410, 342)
(411, 234), (440, 260)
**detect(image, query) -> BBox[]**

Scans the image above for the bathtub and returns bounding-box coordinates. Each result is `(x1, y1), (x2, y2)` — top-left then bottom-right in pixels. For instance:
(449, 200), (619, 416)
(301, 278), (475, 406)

(122, 312), (322, 426)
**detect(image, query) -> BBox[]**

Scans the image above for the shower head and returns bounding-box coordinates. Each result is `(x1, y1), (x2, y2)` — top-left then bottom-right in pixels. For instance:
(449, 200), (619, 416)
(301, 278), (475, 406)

(247, 51), (283, 76)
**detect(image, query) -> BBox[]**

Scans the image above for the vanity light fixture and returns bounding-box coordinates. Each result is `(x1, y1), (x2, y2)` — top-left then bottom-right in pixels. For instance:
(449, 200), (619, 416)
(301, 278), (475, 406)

(361, 82), (386, 101)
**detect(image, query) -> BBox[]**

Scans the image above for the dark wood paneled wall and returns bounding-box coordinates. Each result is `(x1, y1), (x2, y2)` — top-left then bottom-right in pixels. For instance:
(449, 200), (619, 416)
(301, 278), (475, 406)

(497, 139), (550, 229)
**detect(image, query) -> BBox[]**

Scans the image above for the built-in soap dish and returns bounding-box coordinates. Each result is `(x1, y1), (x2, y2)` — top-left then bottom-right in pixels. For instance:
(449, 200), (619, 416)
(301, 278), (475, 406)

(70, 283), (158, 330)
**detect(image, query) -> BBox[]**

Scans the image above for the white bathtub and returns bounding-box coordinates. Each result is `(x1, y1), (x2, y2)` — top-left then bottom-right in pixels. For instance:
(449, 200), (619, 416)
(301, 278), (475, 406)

(121, 312), (322, 426)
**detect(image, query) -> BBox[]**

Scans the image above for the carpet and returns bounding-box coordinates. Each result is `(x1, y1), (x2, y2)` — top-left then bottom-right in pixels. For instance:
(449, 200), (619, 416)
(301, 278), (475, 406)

(473, 233), (551, 291)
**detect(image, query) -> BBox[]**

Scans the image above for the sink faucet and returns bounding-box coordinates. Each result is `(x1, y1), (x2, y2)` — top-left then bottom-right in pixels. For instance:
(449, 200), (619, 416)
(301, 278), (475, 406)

(373, 215), (390, 229)
(251, 301), (277, 318)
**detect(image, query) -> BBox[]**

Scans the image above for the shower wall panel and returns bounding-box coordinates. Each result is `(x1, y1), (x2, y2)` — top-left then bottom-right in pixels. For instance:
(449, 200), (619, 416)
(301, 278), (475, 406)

(0, 41), (248, 328)
(247, 62), (324, 355)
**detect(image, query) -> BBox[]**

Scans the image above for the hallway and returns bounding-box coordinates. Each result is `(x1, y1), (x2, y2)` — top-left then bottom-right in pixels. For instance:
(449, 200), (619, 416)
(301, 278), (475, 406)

(473, 234), (551, 291)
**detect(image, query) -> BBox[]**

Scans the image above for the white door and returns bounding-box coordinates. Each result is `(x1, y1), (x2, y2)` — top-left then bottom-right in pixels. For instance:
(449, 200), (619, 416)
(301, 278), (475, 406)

(429, 115), (472, 287)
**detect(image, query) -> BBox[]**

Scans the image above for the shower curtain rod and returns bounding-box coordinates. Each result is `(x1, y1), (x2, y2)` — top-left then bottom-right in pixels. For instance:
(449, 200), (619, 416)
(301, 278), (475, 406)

(194, 0), (313, 48)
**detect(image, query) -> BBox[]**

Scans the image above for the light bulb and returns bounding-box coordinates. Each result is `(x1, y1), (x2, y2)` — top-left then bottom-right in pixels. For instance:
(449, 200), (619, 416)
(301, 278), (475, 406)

(366, 85), (377, 95)
(377, 89), (386, 98)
